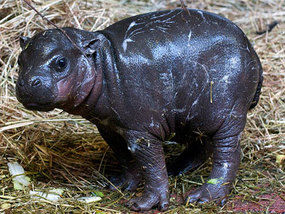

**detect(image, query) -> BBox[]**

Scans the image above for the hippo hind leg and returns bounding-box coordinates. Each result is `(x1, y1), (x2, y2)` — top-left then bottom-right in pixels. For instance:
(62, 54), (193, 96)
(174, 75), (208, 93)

(186, 114), (246, 205)
(167, 135), (213, 176)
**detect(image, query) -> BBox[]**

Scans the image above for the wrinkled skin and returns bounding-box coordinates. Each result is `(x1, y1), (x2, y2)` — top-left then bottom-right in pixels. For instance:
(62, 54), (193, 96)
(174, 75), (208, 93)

(16, 9), (263, 211)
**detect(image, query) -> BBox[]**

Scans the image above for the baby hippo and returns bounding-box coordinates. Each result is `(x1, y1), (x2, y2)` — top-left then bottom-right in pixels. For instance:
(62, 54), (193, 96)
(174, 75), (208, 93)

(16, 9), (262, 211)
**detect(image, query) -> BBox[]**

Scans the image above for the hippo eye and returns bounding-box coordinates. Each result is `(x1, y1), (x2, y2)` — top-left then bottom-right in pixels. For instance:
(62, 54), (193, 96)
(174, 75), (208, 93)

(56, 57), (67, 71)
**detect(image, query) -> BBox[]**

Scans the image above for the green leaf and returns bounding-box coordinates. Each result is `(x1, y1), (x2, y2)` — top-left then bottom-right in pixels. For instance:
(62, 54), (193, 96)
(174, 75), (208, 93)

(207, 177), (223, 185)
(92, 191), (104, 197)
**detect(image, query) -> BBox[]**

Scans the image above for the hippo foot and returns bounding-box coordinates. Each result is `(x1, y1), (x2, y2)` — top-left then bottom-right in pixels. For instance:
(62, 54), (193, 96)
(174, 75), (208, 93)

(127, 189), (169, 211)
(108, 168), (141, 191)
(186, 183), (230, 206)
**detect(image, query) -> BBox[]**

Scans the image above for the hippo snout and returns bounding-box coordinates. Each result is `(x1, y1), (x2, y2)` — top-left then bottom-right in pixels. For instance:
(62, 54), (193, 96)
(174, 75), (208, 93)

(16, 74), (56, 111)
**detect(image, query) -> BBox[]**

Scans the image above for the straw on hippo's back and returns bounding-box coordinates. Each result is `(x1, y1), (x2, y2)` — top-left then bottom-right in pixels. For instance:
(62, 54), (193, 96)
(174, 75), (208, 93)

(16, 8), (262, 211)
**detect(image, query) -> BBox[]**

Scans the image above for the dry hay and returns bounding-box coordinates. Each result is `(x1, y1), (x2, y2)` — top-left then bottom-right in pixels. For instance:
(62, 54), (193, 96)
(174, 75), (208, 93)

(0, 0), (284, 213)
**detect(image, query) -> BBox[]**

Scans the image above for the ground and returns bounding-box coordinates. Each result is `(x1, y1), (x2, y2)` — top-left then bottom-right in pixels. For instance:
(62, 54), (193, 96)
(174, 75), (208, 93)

(0, 0), (284, 213)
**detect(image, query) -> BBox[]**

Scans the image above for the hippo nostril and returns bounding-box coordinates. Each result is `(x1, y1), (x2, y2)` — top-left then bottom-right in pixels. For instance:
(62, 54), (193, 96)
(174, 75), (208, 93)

(31, 78), (41, 87)
(18, 79), (24, 87)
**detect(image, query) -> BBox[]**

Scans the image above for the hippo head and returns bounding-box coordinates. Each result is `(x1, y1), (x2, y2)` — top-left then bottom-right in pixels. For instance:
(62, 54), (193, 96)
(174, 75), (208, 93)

(16, 27), (104, 112)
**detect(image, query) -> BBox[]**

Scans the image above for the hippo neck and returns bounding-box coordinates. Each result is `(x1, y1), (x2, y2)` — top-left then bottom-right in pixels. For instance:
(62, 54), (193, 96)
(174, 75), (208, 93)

(64, 47), (105, 117)
(70, 37), (120, 124)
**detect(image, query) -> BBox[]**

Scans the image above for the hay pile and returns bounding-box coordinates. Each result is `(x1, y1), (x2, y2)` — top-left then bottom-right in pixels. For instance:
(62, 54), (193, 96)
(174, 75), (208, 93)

(0, 0), (284, 213)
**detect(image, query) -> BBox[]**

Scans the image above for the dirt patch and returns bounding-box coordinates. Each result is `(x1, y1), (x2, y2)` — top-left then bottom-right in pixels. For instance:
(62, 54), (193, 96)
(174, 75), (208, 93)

(229, 193), (285, 213)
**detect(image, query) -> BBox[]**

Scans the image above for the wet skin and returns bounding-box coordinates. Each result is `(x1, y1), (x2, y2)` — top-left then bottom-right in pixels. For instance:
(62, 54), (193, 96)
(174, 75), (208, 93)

(16, 9), (263, 211)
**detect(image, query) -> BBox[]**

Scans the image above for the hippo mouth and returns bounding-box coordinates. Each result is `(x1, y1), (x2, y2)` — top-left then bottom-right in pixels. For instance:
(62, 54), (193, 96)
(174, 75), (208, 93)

(23, 102), (55, 112)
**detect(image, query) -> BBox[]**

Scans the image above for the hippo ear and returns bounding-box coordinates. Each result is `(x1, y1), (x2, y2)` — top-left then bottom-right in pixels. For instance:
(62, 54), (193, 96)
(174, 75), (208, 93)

(81, 33), (107, 56)
(20, 36), (31, 50)
(83, 38), (100, 55)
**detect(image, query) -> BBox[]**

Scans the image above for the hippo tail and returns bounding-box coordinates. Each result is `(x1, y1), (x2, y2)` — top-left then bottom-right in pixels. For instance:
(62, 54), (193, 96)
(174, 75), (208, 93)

(249, 48), (263, 110)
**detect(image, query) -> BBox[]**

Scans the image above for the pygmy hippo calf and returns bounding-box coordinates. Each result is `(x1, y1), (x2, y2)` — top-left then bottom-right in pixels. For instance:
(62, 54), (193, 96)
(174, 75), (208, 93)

(16, 8), (262, 211)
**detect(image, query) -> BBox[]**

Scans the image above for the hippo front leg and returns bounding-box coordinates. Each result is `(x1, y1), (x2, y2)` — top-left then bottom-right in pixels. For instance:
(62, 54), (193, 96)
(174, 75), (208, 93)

(124, 130), (169, 211)
(187, 134), (241, 205)
(97, 125), (142, 191)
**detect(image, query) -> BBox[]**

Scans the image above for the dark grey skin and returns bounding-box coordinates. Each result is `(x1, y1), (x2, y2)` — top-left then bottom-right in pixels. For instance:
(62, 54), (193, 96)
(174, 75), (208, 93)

(16, 9), (262, 211)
